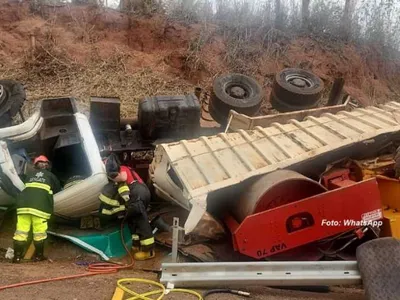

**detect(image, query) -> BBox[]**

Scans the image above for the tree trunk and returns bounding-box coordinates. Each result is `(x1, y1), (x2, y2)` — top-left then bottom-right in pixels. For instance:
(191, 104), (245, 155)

(301, 0), (310, 30)
(275, 0), (282, 29)
(72, 0), (98, 4)
(341, 0), (356, 40)
(119, 0), (130, 11)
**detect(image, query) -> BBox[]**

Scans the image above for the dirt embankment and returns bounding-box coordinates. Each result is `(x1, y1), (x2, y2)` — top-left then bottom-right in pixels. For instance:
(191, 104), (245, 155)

(0, 1), (399, 117)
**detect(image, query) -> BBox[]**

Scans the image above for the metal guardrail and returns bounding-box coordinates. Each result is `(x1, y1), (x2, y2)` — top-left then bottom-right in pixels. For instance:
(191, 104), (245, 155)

(160, 261), (361, 288)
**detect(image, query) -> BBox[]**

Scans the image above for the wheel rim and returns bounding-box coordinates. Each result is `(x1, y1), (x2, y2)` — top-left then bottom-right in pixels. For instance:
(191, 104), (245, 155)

(225, 84), (248, 99)
(285, 74), (314, 89)
(0, 85), (4, 100)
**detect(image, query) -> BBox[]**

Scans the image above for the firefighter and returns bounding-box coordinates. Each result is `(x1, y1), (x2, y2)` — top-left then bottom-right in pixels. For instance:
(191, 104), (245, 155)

(100, 154), (155, 261)
(13, 155), (61, 263)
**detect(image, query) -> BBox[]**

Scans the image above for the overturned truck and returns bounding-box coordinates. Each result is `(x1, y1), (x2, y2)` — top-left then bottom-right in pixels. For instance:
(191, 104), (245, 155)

(150, 101), (400, 234)
(0, 94), (209, 221)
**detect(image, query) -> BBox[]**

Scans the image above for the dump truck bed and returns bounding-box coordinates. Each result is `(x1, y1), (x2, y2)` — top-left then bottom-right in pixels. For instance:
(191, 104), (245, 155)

(151, 102), (400, 233)
(226, 97), (351, 131)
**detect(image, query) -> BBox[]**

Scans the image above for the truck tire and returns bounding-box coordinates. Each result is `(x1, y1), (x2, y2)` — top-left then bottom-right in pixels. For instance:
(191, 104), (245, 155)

(356, 237), (400, 300)
(271, 68), (324, 111)
(0, 84), (6, 104)
(210, 74), (264, 124)
(0, 112), (13, 128)
(0, 80), (26, 127)
(270, 92), (319, 113)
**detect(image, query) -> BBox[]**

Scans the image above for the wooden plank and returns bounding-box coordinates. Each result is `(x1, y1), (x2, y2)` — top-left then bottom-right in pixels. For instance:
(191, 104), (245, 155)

(24, 242), (35, 260)
(111, 287), (125, 300)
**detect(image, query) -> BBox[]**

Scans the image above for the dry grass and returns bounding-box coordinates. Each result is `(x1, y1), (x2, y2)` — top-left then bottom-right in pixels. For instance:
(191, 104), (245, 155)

(184, 25), (213, 75)
(0, 2), (197, 120)
(24, 32), (80, 78)
(2, 49), (194, 119)
(2, 0), (399, 115)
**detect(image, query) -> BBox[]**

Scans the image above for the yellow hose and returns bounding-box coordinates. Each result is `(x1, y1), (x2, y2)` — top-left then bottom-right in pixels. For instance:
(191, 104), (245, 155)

(116, 278), (203, 300)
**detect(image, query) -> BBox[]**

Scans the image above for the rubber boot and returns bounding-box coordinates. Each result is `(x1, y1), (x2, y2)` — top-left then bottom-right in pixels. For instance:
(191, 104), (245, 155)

(132, 238), (141, 254)
(33, 240), (47, 262)
(150, 216), (171, 233)
(12, 240), (26, 264)
(134, 250), (155, 261)
(132, 246), (140, 253)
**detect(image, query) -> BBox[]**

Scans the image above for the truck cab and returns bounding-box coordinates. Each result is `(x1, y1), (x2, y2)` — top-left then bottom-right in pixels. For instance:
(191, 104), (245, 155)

(0, 97), (108, 218)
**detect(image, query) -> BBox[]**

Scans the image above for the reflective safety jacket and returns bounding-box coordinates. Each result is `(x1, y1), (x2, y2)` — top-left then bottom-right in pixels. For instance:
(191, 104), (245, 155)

(99, 182), (130, 217)
(16, 168), (61, 220)
(99, 168), (146, 217)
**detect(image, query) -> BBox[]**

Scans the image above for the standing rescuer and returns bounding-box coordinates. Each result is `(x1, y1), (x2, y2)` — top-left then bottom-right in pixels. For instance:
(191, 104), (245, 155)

(13, 155), (61, 263)
(100, 154), (155, 261)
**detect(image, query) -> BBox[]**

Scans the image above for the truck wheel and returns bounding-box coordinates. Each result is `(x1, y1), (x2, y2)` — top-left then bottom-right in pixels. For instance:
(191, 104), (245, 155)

(0, 84), (6, 104)
(271, 68), (324, 111)
(0, 80), (26, 127)
(0, 112), (13, 128)
(356, 237), (400, 300)
(210, 74), (264, 124)
(270, 91), (319, 113)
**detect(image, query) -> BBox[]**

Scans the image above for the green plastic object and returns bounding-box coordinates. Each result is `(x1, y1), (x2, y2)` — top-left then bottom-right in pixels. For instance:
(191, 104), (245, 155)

(78, 225), (132, 258)
(48, 225), (132, 259)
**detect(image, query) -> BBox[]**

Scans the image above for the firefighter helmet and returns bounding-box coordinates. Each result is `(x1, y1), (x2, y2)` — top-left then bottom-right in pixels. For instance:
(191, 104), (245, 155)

(33, 155), (49, 165)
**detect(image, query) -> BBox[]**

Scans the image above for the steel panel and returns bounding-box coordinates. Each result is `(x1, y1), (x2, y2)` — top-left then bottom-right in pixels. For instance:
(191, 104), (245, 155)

(161, 261), (361, 287)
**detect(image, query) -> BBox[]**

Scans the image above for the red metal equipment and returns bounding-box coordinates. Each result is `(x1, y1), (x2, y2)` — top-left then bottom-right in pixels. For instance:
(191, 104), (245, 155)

(321, 168), (355, 189)
(225, 170), (383, 260)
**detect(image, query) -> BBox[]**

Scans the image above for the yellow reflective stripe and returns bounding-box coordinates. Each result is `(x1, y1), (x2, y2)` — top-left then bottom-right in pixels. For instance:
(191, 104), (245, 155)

(101, 205), (126, 215)
(25, 183), (53, 195)
(14, 230), (29, 241)
(15, 230), (29, 235)
(13, 234), (28, 241)
(17, 208), (51, 219)
(131, 234), (139, 241)
(33, 232), (48, 241)
(118, 184), (130, 194)
(118, 184), (130, 202)
(99, 194), (120, 207)
(140, 237), (155, 246)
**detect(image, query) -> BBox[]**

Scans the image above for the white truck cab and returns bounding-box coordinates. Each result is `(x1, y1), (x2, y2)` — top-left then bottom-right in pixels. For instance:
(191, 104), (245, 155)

(0, 97), (108, 218)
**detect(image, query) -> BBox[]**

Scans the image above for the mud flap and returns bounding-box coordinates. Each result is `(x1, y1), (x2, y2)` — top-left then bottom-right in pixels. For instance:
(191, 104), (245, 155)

(356, 237), (400, 300)
(184, 197), (207, 234)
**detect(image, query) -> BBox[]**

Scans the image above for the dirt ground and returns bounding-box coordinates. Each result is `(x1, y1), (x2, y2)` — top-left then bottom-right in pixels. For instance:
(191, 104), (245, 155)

(0, 210), (366, 300)
(0, 260), (365, 300)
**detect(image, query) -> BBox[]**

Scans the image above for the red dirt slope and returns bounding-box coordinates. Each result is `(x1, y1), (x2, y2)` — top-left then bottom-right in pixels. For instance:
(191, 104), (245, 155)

(1, 1), (399, 117)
